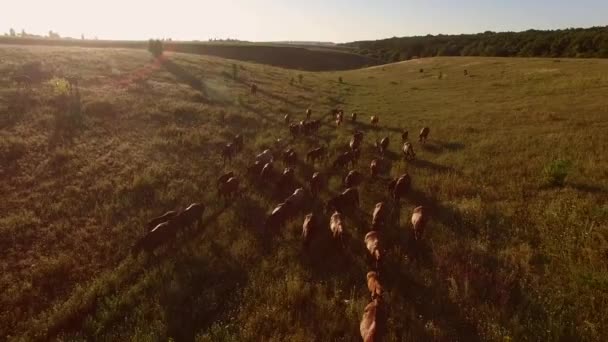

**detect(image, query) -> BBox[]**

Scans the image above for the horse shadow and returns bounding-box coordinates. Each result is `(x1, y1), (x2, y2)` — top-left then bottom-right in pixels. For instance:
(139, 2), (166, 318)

(162, 58), (210, 101)
(408, 159), (461, 175)
(420, 141), (465, 154)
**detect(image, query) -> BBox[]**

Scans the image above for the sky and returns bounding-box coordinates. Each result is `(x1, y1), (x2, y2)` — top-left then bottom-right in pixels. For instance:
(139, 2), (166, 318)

(2, 0), (607, 43)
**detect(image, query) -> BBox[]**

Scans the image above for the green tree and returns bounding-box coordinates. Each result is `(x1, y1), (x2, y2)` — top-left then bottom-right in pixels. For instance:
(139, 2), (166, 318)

(9, 28), (15, 36)
(148, 39), (164, 57)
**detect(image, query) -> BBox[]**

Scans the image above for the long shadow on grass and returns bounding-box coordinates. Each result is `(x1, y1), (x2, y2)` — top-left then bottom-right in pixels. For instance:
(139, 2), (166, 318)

(408, 158), (461, 175)
(162, 59), (208, 97)
(385, 254), (481, 341)
(568, 183), (607, 195)
(162, 241), (248, 342)
(240, 102), (282, 125)
(420, 140), (465, 154)
(235, 77), (301, 108)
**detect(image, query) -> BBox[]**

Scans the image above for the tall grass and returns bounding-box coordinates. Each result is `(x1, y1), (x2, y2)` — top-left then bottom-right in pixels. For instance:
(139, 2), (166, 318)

(0, 46), (606, 341)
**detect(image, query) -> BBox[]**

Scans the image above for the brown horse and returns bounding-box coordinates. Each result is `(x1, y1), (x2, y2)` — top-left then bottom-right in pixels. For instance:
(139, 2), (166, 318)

(402, 141), (416, 160)
(366, 271), (384, 300)
(133, 221), (177, 253)
(233, 134), (244, 153)
(220, 177), (240, 200)
(176, 203), (204, 230)
(265, 202), (293, 231)
(306, 146), (326, 164)
(379, 137), (389, 155)
(302, 213), (317, 248)
(147, 210), (178, 231)
(260, 162), (275, 183)
(217, 171), (235, 192)
(278, 168), (296, 192)
(310, 172), (323, 197)
(419, 127), (430, 143)
(360, 298), (385, 342)
(344, 170), (362, 188)
(371, 202), (389, 230)
(221, 143), (235, 165)
(282, 148), (297, 166)
(370, 159), (379, 178)
(365, 230), (382, 269)
(330, 211), (346, 248)
(411, 206), (429, 240)
(392, 173), (411, 203)
(327, 187), (359, 213)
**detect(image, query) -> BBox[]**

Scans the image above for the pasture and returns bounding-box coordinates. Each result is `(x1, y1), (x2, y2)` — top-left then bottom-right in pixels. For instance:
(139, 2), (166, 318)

(1, 45), (607, 341)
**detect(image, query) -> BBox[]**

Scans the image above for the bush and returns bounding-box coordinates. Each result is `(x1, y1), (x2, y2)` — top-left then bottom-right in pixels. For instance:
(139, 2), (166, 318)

(148, 39), (164, 57)
(543, 158), (571, 186)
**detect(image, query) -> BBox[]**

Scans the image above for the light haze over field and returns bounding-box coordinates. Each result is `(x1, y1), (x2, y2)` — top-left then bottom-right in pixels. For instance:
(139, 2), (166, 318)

(3, 0), (608, 42)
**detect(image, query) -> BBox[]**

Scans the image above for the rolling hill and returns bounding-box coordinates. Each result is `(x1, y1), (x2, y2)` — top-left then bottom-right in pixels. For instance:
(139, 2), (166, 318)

(0, 37), (379, 71)
(1, 45), (607, 341)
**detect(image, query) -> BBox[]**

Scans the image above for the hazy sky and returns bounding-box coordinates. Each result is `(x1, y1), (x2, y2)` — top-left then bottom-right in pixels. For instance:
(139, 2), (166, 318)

(2, 0), (607, 42)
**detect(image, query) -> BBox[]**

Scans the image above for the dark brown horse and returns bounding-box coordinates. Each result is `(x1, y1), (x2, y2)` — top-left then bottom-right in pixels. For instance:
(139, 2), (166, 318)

(344, 170), (362, 188)
(310, 172), (323, 197)
(392, 173), (411, 203)
(176, 203), (204, 230)
(365, 230), (382, 269)
(217, 171), (235, 192)
(306, 146), (326, 164)
(265, 202), (293, 231)
(147, 210), (178, 231)
(282, 148), (297, 166)
(411, 206), (429, 240)
(302, 213), (317, 248)
(133, 221), (177, 253)
(220, 177), (240, 200)
(221, 143), (235, 165)
(327, 187), (359, 213)
(371, 202), (389, 230)
(419, 127), (430, 143)
(370, 159), (379, 178)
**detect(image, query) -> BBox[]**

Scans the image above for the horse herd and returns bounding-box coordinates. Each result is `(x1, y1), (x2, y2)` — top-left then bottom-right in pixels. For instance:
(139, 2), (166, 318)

(133, 103), (432, 341)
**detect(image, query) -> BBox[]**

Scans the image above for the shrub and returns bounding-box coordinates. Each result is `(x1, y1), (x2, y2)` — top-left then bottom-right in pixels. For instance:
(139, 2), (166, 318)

(543, 158), (571, 186)
(148, 39), (164, 57)
(49, 77), (71, 97)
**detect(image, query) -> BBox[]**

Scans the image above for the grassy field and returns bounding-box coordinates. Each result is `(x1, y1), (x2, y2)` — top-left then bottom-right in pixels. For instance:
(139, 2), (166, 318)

(1, 45), (607, 341)
(0, 37), (378, 71)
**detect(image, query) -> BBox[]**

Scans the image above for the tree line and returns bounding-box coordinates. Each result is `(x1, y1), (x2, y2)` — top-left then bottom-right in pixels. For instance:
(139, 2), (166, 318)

(343, 26), (608, 62)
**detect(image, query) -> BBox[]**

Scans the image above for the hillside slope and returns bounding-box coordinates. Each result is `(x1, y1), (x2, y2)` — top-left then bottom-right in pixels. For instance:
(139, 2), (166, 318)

(1, 47), (607, 341)
(0, 37), (379, 71)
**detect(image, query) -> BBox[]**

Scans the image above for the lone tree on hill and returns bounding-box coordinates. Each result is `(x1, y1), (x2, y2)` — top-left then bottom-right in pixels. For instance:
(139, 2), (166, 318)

(9, 28), (15, 36)
(148, 39), (164, 57)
